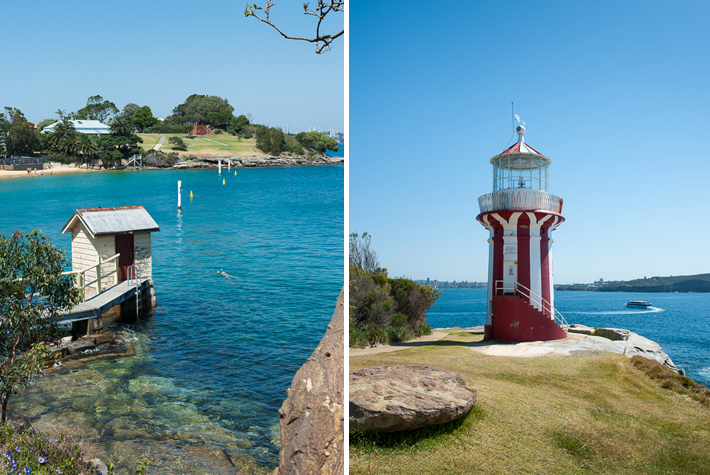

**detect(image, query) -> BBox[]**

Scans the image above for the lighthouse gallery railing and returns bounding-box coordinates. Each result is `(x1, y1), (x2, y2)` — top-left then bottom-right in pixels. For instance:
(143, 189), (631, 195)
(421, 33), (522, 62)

(478, 189), (563, 214)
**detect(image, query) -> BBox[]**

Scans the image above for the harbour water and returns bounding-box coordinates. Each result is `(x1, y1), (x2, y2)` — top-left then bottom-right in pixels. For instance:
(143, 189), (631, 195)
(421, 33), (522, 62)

(0, 165), (343, 474)
(427, 288), (710, 388)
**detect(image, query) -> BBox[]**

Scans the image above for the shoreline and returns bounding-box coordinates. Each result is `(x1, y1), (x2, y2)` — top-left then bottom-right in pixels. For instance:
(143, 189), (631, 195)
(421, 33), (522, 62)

(0, 156), (344, 181)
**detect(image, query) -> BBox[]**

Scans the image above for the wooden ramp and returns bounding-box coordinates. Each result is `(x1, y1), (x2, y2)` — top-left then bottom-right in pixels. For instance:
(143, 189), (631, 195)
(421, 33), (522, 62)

(60, 278), (152, 323)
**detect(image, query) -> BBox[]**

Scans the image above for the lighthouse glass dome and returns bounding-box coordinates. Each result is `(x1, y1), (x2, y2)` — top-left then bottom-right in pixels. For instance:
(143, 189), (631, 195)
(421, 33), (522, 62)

(492, 154), (550, 192)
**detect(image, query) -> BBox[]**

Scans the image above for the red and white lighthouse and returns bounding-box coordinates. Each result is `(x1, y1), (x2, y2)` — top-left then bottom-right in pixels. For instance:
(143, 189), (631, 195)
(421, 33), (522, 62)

(476, 124), (567, 342)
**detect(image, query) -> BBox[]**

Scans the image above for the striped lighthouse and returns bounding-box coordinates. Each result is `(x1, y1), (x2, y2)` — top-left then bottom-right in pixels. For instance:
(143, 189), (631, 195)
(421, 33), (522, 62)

(476, 124), (567, 342)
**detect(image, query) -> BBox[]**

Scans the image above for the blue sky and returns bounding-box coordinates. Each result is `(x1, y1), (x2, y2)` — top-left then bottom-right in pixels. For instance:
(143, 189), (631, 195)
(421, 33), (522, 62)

(0, 0), (344, 133)
(350, 1), (710, 284)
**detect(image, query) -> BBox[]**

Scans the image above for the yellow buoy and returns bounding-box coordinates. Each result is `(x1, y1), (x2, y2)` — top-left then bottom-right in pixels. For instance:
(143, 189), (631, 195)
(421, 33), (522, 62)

(223, 178), (225, 185)
(234, 170), (237, 176)
(190, 191), (193, 199)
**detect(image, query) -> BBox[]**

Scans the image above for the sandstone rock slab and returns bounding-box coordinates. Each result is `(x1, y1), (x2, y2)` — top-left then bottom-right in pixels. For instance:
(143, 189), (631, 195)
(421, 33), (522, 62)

(273, 290), (344, 475)
(349, 365), (476, 433)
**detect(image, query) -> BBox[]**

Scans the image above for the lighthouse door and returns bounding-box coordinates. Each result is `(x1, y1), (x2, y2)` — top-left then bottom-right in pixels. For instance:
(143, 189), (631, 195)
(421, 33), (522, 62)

(504, 262), (517, 294)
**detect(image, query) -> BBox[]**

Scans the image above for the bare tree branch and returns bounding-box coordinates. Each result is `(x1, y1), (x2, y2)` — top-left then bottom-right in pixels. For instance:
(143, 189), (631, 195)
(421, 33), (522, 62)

(245, 0), (344, 54)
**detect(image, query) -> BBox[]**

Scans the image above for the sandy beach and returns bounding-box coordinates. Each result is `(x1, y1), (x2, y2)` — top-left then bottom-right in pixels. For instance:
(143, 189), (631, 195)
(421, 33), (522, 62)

(0, 166), (93, 180)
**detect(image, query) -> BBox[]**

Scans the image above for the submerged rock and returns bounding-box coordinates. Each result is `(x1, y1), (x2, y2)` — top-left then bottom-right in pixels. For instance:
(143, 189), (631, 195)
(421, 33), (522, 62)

(273, 290), (344, 475)
(349, 365), (477, 433)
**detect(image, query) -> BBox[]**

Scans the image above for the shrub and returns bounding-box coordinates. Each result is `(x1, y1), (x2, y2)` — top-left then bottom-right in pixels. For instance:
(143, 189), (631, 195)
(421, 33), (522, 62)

(0, 424), (96, 475)
(168, 136), (188, 151)
(349, 238), (442, 349)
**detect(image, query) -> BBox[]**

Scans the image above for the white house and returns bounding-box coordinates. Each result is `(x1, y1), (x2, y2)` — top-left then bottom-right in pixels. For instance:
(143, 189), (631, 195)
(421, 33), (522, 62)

(43, 119), (110, 136)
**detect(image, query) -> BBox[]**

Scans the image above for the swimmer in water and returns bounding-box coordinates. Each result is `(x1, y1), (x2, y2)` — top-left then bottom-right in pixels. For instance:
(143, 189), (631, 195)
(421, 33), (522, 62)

(217, 269), (236, 279)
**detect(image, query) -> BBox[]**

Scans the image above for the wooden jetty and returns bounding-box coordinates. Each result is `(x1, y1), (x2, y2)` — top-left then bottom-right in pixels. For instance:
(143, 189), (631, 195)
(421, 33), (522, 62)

(60, 277), (152, 324)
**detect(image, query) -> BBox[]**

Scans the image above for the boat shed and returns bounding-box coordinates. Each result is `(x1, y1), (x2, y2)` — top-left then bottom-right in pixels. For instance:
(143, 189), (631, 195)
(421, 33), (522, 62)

(62, 206), (159, 298)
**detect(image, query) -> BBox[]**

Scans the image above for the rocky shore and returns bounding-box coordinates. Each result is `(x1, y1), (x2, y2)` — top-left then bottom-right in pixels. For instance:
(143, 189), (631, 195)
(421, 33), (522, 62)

(171, 154), (343, 169)
(72, 153), (343, 171)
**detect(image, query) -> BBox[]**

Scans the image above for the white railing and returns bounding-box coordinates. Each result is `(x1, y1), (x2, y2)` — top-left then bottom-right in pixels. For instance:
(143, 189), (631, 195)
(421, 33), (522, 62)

(494, 280), (568, 327)
(61, 253), (120, 302)
(478, 189), (563, 214)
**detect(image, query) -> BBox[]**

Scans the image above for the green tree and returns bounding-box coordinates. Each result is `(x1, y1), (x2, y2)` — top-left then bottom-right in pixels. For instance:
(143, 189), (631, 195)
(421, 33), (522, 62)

(109, 117), (131, 136)
(0, 230), (81, 424)
(76, 95), (118, 123)
(132, 106), (158, 132)
(227, 114), (250, 135)
(0, 108), (41, 156)
(295, 131), (339, 154)
(118, 103), (140, 124)
(168, 136), (188, 151)
(77, 134), (98, 159)
(0, 113), (7, 155)
(169, 94), (234, 125)
(255, 125), (289, 155)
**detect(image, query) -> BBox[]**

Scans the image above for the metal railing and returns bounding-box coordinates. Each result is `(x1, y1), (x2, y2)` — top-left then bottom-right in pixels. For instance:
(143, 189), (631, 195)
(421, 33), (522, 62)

(478, 189), (563, 214)
(494, 280), (568, 327)
(126, 263), (141, 286)
(61, 253), (120, 302)
(126, 264), (142, 317)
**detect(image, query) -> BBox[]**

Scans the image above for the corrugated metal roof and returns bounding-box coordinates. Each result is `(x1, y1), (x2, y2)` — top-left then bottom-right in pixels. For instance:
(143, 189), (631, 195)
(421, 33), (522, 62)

(42, 120), (110, 135)
(62, 206), (160, 236)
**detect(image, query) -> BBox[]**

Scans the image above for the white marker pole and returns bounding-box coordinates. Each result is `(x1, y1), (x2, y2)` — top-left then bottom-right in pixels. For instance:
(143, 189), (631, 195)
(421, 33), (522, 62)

(218, 159), (222, 175)
(228, 158), (231, 171)
(178, 180), (182, 209)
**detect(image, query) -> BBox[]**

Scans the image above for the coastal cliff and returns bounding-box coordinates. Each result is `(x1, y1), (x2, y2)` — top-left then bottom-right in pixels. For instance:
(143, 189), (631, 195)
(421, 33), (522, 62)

(556, 273), (710, 293)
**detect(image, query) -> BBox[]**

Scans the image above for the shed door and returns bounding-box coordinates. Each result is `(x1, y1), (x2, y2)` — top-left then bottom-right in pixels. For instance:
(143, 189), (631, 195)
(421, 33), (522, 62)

(115, 234), (135, 281)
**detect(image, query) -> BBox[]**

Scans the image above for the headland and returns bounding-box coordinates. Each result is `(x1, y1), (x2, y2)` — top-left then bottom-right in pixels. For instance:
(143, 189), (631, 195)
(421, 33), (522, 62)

(350, 327), (710, 474)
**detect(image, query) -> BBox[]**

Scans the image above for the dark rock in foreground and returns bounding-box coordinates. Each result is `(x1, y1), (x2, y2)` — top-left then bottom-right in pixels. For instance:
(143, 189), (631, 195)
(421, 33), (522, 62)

(349, 365), (477, 433)
(273, 290), (344, 475)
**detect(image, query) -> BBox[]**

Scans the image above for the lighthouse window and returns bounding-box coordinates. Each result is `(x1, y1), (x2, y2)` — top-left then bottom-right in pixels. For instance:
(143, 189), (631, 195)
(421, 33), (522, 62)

(492, 155), (550, 192)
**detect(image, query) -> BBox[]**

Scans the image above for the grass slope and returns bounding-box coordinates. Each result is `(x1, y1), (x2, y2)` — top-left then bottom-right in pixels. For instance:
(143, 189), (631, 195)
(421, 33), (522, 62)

(137, 134), (265, 158)
(350, 331), (710, 475)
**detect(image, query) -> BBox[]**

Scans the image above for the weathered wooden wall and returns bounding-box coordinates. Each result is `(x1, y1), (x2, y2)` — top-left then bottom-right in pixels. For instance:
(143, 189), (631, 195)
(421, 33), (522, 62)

(134, 232), (152, 278)
(70, 225), (117, 296)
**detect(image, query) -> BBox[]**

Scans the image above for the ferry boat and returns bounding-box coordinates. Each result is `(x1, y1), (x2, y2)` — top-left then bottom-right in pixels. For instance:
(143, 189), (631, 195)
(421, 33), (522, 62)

(626, 300), (652, 308)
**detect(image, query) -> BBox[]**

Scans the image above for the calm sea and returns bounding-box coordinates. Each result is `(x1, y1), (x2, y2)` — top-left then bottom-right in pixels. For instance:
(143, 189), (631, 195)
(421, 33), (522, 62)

(325, 142), (344, 158)
(427, 288), (710, 388)
(0, 165), (343, 474)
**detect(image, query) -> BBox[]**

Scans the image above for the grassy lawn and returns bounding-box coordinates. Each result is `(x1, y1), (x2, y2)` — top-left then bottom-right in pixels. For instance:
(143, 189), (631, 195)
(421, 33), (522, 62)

(139, 133), (265, 158)
(137, 133), (160, 149)
(350, 330), (710, 475)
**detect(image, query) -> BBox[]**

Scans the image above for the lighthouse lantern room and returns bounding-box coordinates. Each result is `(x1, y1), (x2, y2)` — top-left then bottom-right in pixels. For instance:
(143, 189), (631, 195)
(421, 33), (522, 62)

(476, 124), (567, 342)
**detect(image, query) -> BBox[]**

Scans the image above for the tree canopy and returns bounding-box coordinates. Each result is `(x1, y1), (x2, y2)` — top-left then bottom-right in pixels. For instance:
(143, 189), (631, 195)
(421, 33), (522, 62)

(255, 125), (303, 155)
(169, 94), (234, 126)
(295, 131), (339, 154)
(76, 95), (118, 123)
(132, 106), (158, 132)
(0, 107), (40, 156)
(117, 103), (140, 125)
(0, 230), (81, 424)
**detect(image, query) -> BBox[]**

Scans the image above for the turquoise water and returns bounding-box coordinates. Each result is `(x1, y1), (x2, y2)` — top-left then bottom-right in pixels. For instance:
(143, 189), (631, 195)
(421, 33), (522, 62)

(325, 142), (344, 157)
(427, 288), (710, 388)
(0, 165), (343, 474)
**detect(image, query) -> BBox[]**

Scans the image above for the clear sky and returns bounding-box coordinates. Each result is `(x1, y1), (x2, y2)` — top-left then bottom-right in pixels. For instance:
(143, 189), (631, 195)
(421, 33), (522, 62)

(0, 0), (344, 133)
(350, 0), (710, 284)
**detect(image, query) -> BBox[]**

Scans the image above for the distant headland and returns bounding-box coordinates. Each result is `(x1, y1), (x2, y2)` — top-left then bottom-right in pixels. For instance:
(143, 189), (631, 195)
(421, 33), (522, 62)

(556, 273), (710, 293)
